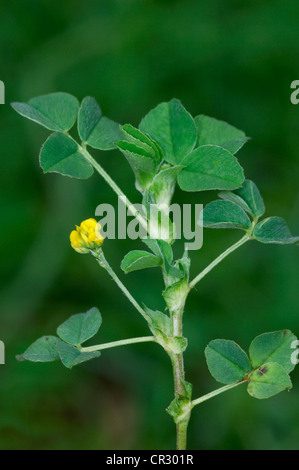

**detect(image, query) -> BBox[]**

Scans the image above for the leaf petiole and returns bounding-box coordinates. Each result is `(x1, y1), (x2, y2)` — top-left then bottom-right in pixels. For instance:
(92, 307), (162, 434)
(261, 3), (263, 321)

(189, 234), (250, 289)
(80, 336), (156, 353)
(191, 380), (246, 409)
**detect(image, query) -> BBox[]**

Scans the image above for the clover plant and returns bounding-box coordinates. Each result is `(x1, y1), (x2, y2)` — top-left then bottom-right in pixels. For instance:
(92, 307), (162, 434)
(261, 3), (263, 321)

(12, 94), (299, 449)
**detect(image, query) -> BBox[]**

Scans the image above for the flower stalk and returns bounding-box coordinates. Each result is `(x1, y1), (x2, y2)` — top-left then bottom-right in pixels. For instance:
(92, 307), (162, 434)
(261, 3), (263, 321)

(93, 249), (150, 323)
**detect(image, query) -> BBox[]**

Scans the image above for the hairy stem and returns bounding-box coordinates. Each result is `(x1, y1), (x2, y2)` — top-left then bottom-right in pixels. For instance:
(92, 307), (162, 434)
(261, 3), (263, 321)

(81, 146), (148, 232)
(169, 301), (190, 450)
(170, 351), (189, 450)
(93, 250), (150, 322)
(81, 336), (156, 353)
(167, 234), (251, 449)
(189, 234), (250, 290)
(170, 305), (185, 396)
(176, 418), (190, 451)
(191, 381), (246, 408)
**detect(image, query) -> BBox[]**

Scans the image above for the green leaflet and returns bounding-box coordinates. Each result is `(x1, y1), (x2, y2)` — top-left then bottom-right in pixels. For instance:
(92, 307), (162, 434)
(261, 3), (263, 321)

(116, 141), (156, 173)
(139, 99), (197, 165)
(11, 92), (79, 131)
(201, 200), (251, 230)
(40, 132), (94, 179)
(253, 217), (299, 244)
(247, 362), (292, 399)
(57, 307), (102, 347)
(224, 138), (249, 154)
(85, 117), (122, 150)
(117, 124), (165, 192)
(177, 145), (244, 192)
(121, 250), (162, 273)
(118, 124), (161, 168)
(116, 141), (155, 173)
(205, 339), (251, 384)
(78, 96), (122, 150)
(195, 115), (247, 154)
(16, 336), (61, 362)
(142, 237), (172, 262)
(219, 180), (265, 218)
(121, 124), (162, 164)
(249, 330), (297, 374)
(57, 342), (101, 369)
(219, 191), (252, 215)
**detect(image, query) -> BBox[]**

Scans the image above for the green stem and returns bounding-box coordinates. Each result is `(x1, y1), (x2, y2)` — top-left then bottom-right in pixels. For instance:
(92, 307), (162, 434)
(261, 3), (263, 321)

(167, 234), (251, 449)
(93, 250), (150, 322)
(80, 336), (156, 353)
(168, 300), (189, 450)
(81, 146), (148, 232)
(189, 234), (250, 290)
(176, 419), (190, 451)
(170, 351), (189, 450)
(191, 381), (246, 408)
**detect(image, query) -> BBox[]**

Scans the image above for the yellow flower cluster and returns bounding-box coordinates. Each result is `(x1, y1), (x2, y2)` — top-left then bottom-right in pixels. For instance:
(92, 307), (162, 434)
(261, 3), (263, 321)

(70, 218), (104, 254)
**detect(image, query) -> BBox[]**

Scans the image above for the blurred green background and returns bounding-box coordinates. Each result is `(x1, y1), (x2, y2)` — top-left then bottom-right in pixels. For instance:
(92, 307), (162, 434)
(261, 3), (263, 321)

(1, 0), (299, 450)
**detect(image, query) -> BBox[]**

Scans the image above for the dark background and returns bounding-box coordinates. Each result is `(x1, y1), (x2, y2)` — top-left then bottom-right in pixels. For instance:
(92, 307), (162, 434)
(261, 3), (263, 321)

(1, 0), (299, 450)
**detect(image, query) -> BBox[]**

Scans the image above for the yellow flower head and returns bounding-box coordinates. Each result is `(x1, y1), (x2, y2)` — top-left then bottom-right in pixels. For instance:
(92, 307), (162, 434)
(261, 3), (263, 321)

(70, 218), (104, 254)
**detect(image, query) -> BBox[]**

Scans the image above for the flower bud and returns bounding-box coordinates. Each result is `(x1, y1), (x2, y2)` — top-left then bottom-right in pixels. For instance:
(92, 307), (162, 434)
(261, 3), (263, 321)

(70, 218), (104, 254)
